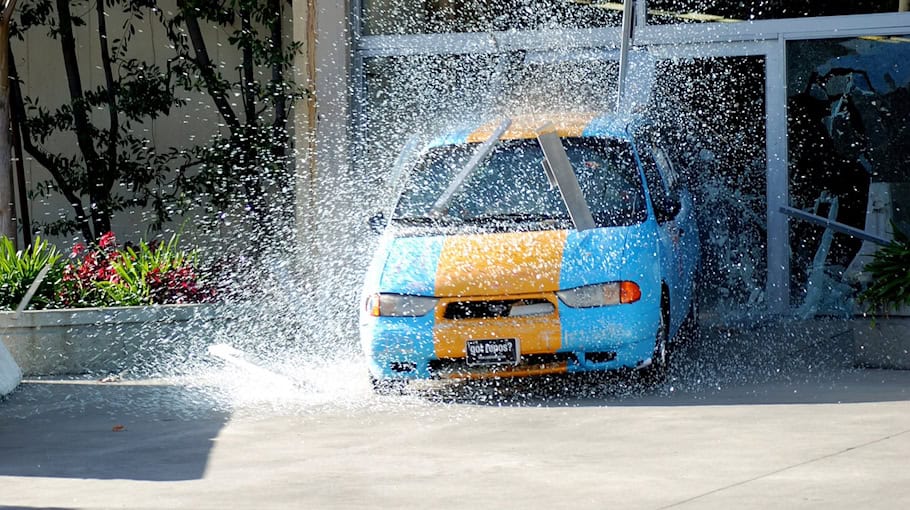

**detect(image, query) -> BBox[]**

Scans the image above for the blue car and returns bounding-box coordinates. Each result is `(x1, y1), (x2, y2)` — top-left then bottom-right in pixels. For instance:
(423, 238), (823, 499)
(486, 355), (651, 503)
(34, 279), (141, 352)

(360, 113), (699, 392)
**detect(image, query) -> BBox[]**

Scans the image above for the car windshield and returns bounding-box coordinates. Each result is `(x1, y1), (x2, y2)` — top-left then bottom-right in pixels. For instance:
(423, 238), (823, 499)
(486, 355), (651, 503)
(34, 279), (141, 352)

(393, 137), (647, 228)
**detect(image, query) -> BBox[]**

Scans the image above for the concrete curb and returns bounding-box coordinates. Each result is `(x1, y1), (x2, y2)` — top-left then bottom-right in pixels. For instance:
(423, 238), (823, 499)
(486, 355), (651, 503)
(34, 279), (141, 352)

(0, 304), (230, 376)
(0, 335), (22, 397)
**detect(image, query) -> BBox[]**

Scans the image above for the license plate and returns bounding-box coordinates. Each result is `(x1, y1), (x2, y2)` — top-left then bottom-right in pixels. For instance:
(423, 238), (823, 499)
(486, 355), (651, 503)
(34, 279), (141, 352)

(465, 339), (519, 366)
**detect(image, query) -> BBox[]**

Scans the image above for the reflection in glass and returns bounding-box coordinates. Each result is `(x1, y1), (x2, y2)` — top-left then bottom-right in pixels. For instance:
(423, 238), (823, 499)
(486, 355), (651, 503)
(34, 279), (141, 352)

(362, 0), (622, 35)
(646, 0), (899, 23)
(787, 35), (910, 312)
(649, 56), (768, 310)
(394, 138), (646, 228)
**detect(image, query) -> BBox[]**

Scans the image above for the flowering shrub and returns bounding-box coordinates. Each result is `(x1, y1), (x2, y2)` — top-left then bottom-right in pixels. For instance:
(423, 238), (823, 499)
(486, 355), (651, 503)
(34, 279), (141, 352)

(58, 232), (120, 307)
(58, 232), (215, 308)
(1, 232), (215, 309)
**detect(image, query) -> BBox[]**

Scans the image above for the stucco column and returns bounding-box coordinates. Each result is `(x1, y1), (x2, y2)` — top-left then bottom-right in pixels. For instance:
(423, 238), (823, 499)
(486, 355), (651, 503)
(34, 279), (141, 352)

(292, 0), (352, 271)
(293, 0), (318, 266)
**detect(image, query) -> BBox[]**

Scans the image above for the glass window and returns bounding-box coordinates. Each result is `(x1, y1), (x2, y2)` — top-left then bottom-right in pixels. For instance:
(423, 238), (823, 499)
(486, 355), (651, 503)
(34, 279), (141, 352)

(393, 138), (647, 228)
(360, 52), (621, 199)
(787, 35), (910, 312)
(646, 0), (900, 24)
(362, 0), (623, 36)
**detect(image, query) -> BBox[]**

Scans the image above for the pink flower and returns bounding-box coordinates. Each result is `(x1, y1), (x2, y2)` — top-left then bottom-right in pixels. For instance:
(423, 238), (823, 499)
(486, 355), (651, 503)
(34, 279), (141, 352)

(98, 232), (117, 250)
(71, 242), (86, 258)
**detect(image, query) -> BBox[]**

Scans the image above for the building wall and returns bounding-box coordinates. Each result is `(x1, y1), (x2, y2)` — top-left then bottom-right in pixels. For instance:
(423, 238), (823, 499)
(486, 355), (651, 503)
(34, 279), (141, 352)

(12, 2), (293, 251)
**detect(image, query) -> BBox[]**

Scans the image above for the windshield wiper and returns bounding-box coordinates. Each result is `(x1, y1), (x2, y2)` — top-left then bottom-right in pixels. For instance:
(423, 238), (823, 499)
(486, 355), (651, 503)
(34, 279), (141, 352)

(464, 213), (568, 224)
(536, 124), (596, 231)
(429, 118), (512, 215)
(392, 215), (462, 226)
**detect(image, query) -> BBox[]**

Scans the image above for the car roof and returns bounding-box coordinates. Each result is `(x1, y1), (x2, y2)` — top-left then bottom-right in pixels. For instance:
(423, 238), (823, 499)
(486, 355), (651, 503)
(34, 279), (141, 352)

(427, 112), (639, 148)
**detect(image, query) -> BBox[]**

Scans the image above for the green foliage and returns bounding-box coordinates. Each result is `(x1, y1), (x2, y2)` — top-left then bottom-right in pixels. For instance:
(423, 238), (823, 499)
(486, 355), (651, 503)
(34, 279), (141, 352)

(13, 0), (187, 240)
(12, 0), (303, 246)
(859, 223), (910, 313)
(1, 234), (214, 309)
(162, 0), (304, 246)
(99, 236), (199, 305)
(59, 232), (213, 308)
(0, 236), (62, 310)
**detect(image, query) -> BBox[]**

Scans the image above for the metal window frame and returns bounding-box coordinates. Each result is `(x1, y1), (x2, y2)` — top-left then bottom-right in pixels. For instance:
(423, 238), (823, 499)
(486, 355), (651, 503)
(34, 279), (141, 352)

(346, 2), (910, 313)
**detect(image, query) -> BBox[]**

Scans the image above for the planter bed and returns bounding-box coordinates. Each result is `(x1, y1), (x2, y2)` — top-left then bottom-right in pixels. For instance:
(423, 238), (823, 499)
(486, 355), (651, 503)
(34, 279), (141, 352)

(854, 312), (910, 370)
(0, 304), (226, 376)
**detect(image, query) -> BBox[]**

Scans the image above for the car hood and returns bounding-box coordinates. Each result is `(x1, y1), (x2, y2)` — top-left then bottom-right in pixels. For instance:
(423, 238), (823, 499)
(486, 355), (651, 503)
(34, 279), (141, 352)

(375, 226), (645, 298)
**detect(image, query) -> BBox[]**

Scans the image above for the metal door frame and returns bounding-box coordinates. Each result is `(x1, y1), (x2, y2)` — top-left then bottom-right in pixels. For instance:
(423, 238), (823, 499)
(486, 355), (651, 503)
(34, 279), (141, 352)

(343, 2), (910, 313)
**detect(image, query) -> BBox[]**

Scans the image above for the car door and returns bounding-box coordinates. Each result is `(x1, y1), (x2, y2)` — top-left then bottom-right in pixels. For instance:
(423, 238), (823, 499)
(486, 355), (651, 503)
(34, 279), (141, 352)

(652, 142), (699, 309)
(633, 126), (691, 335)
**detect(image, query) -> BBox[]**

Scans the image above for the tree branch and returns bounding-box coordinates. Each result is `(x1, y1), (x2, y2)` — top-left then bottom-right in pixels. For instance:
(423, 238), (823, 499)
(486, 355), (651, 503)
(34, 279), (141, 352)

(177, 0), (241, 133)
(10, 51), (93, 241)
(1, 0), (17, 24)
(96, 0), (119, 193)
(239, 4), (256, 125)
(270, 0), (287, 131)
(55, 0), (108, 236)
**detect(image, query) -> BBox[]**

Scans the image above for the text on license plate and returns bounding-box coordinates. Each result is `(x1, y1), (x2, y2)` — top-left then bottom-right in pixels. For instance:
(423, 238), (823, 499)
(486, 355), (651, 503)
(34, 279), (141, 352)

(465, 339), (519, 366)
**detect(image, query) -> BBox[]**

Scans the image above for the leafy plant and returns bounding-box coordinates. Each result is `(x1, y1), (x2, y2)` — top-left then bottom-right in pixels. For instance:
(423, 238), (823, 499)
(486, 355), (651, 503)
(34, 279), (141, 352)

(59, 232), (214, 307)
(0, 236), (62, 310)
(102, 235), (214, 305)
(58, 231), (122, 307)
(11, 0), (303, 248)
(11, 0), (187, 242)
(859, 222), (910, 313)
(162, 0), (304, 249)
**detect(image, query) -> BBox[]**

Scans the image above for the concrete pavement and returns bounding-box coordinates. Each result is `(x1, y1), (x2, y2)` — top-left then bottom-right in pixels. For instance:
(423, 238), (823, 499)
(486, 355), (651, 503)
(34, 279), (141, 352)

(1, 322), (910, 509)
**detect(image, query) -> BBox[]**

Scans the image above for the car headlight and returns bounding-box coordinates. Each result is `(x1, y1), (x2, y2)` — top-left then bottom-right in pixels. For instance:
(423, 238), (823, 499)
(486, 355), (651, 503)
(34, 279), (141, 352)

(556, 281), (641, 308)
(366, 293), (438, 317)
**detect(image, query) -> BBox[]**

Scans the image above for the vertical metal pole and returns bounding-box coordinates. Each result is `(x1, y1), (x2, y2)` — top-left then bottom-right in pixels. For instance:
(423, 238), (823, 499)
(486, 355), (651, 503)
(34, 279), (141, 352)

(635, 0), (647, 27)
(765, 36), (790, 314)
(616, 0), (635, 112)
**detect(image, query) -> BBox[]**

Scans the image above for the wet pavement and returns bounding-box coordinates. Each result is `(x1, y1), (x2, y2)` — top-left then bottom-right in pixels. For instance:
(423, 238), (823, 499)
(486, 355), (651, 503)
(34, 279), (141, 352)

(2, 321), (910, 509)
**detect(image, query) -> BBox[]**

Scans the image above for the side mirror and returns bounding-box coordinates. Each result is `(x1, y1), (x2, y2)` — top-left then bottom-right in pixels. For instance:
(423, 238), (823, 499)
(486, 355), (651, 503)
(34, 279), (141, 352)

(656, 198), (681, 223)
(368, 212), (387, 234)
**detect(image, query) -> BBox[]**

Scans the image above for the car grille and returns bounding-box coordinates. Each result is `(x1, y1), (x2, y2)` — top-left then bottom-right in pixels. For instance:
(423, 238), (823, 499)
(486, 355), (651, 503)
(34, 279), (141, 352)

(429, 352), (578, 374)
(443, 298), (555, 320)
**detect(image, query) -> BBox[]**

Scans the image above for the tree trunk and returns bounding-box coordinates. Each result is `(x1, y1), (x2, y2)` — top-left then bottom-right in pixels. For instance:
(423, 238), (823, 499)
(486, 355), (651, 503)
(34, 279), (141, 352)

(177, 0), (241, 134)
(9, 48), (94, 242)
(0, 0), (18, 245)
(96, 0), (119, 194)
(270, 0), (287, 164)
(56, 0), (108, 239)
(240, 5), (256, 126)
(11, 100), (29, 247)
(293, 0), (318, 260)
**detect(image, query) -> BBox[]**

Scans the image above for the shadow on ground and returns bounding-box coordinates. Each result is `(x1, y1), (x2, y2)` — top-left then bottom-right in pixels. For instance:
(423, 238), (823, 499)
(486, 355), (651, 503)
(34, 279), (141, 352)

(0, 381), (229, 481)
(395, 319), (910, 407)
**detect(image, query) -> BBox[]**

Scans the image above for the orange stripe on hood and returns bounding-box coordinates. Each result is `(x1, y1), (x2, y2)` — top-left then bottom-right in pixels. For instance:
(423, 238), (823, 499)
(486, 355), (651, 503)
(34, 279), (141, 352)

(434, 230), (568, 297)
(466, 113), (596, 143)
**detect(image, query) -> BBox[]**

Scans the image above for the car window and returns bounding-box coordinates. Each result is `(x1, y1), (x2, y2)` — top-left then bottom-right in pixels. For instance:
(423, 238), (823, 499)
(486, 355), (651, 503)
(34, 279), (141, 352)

(635, 128), (681, 223)
(652, 146), (679, 192)
(393, 137), (647, 228)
